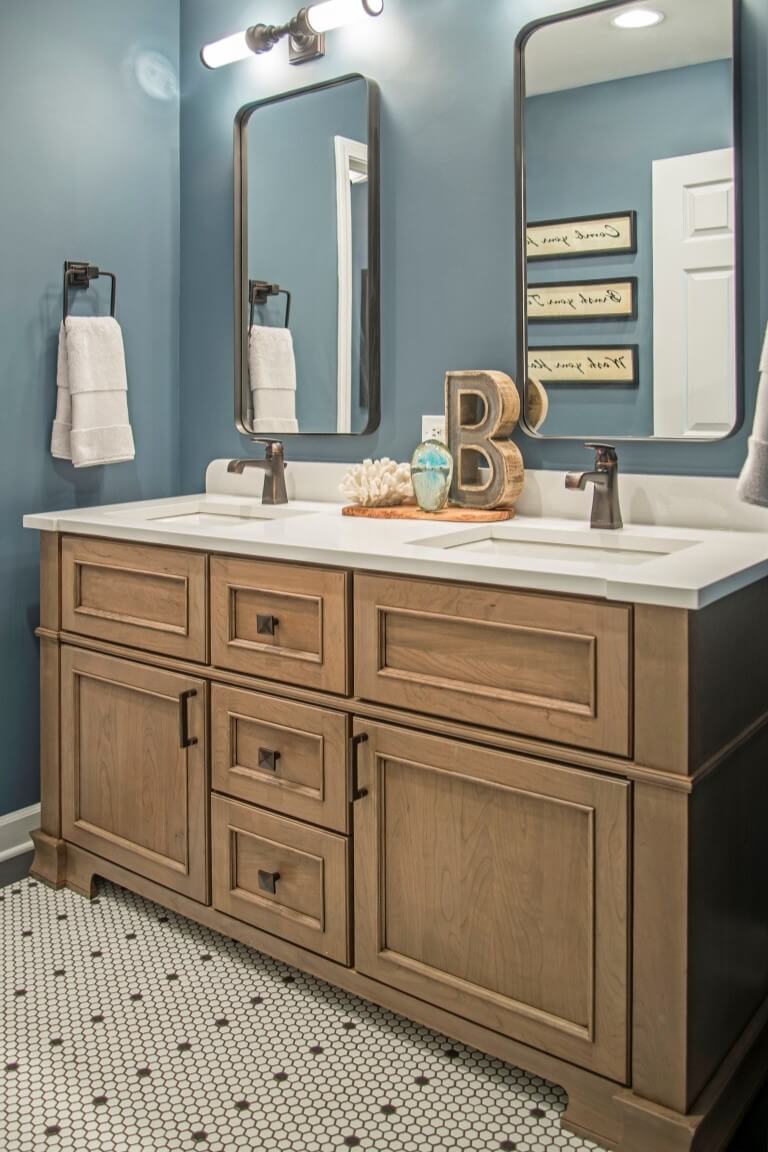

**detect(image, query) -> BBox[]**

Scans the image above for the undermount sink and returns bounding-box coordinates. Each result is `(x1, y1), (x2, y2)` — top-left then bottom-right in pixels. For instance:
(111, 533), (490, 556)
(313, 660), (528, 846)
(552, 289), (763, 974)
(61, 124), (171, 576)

(110, 498), (311, 531)
(411, 523), (698, 568)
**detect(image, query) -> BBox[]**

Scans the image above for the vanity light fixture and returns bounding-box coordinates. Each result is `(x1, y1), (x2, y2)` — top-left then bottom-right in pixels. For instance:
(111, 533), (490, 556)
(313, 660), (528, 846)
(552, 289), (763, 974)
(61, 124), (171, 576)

(201, 0), (383, 69)
(612, 7), (665, 29)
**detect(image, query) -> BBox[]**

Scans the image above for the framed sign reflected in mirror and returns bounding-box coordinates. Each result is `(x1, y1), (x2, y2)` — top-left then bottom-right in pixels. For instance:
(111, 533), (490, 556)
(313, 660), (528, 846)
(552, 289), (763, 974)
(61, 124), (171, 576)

(234, 74), (380, 438)
(515, 0), (743, 442)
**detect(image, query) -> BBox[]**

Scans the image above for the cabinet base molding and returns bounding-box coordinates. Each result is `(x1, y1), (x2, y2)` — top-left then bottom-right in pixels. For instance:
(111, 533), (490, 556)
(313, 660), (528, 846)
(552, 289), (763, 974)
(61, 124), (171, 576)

(61, 844), (768, 1152)
(29, 830), (67, 889)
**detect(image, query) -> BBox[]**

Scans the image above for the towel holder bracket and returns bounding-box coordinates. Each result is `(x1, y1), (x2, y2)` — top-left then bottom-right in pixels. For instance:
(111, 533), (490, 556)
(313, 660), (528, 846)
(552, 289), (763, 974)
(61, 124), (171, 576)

(249, 278), (291, 329)
(63, 260), (117, 321)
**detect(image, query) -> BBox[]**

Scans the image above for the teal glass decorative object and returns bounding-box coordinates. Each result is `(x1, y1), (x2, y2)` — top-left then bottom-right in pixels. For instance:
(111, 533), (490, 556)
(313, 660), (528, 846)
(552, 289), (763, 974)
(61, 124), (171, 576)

(411, 440), (454, 513)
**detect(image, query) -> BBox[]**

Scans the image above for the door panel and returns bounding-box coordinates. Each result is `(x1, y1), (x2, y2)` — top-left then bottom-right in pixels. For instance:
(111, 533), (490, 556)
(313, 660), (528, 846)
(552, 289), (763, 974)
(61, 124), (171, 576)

(353, 721), (630, 1081)
(653, 148), (736, 439)
(61, 646), (208, 901)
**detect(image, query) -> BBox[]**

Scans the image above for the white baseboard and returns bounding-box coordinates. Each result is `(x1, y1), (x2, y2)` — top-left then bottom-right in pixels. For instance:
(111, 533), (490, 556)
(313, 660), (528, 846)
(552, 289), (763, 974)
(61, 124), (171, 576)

(0, 804), (40, 863)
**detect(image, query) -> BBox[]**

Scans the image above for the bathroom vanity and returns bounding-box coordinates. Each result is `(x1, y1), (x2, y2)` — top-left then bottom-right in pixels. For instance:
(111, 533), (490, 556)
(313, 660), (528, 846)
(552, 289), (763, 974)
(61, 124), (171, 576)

(24, 486), (768, 1152)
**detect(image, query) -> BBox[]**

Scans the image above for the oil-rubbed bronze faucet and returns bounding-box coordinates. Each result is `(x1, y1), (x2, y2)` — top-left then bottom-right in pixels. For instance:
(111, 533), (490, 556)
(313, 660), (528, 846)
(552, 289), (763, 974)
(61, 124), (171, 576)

(227, 440), (288, 505)
(565, 443), (623, 530)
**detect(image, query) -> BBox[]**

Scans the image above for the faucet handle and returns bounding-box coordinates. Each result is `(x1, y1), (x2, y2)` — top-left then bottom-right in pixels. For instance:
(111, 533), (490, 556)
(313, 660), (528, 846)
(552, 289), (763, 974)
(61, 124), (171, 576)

(253, 438), (284, 458)
(585, 443), (618, 467)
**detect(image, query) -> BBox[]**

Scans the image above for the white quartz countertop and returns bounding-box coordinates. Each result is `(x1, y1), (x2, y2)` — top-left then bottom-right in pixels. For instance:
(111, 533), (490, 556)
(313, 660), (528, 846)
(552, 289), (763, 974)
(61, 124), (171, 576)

(23, 488), (768, 610)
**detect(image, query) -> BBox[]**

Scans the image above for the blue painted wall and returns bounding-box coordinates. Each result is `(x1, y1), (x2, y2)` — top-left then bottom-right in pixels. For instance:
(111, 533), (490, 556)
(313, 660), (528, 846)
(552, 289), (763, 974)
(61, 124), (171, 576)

(178, 0), (768, 485)
(525, 60), (733, 439)
(246, 78), (368, 431)
(0, 0), (180, 818)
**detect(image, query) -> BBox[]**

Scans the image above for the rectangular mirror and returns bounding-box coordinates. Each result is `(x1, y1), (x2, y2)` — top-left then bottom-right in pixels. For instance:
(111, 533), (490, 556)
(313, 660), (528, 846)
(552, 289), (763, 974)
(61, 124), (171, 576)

(515, 0), (742, 441)
(235, 74), (380, 437)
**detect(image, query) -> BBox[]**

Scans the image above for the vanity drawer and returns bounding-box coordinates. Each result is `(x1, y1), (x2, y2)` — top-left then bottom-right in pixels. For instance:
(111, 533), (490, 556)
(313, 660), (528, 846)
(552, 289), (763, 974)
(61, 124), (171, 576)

(211, 556), (349, 694)
(61, 536), (208, 662)
(212, 795), (350, 964)
(355, 574), (632, 757)
(212, 684), (349, 832)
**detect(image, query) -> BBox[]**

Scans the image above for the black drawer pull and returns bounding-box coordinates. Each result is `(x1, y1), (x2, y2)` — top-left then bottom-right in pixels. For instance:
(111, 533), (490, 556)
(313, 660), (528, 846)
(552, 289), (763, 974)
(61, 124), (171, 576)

(349, 732), (369, 801)
(257, 870), (280, 895)
(178, 689), (198, 749)
(258, 748), (281, 773)
(256, 614), (279, 636)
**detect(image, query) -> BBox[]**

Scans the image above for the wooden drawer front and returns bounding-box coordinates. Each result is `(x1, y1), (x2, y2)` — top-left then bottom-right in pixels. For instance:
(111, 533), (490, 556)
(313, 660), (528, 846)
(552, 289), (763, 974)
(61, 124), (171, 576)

(211, 557), (348, 694)
(353, 722), (630, 1081)
(212, 796), (349, 963)
(355, 574), (631, 756)
(62, 536), (207, 662)
(212, 684), (349, 832)
(61, 647), (208, 902)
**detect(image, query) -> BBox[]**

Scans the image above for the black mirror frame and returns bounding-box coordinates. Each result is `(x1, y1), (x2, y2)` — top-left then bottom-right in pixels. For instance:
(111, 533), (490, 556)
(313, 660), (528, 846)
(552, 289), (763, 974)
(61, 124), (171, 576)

(513, 0), (744, 443)
(234, 73), (381, 439)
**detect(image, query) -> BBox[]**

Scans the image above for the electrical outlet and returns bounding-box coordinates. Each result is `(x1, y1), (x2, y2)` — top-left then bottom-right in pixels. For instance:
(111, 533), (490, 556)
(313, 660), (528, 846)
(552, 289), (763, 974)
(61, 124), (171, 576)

(421, 415), (446, 444)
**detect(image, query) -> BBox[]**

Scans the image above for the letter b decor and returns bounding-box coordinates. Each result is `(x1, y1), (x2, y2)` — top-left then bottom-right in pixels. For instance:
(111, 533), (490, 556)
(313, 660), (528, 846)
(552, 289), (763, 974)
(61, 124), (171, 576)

(445, 371), (525, 510)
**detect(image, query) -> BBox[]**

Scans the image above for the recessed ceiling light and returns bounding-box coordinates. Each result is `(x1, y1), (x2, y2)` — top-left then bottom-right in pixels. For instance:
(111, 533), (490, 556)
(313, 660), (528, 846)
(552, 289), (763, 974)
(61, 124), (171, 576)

(612, 8), (665, 29)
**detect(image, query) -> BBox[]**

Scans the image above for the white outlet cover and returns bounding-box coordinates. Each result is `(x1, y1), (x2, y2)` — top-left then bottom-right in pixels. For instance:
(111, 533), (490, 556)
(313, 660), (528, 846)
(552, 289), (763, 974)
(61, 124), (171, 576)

(421, 415), (446, 444)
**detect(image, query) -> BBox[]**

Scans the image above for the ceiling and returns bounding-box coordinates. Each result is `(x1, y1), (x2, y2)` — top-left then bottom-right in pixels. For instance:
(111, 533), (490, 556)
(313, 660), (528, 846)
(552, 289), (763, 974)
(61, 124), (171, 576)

(524, 0), (733, 97)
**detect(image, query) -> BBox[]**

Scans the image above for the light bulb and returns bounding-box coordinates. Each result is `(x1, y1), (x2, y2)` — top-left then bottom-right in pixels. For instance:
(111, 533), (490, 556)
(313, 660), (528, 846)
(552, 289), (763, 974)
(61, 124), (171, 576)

(200, 30), (251, 69)
(612, 8), (665, 29)
(306, 0), (384, 35)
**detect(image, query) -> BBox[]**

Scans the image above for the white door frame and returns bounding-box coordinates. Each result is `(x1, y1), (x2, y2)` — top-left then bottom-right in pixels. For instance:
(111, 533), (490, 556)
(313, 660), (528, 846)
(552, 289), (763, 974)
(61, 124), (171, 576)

(334, 135), (368, 434)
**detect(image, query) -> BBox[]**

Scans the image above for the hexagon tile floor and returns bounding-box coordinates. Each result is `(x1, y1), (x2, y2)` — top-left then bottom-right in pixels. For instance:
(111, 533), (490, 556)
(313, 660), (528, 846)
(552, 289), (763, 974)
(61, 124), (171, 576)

(1, 876), (604, 1152)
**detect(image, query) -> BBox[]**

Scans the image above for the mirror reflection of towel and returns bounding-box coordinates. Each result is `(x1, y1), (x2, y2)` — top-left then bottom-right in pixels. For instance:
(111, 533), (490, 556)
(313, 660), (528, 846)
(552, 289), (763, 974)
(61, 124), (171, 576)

(249, 324), (299, 434)
(738, 324), (768, 507)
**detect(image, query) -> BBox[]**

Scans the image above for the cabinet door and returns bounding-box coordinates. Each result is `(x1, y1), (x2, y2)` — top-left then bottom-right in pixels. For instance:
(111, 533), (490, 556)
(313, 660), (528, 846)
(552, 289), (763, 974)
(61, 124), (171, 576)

(61, 647), (208, 902)
(353, 722), (630, 1081)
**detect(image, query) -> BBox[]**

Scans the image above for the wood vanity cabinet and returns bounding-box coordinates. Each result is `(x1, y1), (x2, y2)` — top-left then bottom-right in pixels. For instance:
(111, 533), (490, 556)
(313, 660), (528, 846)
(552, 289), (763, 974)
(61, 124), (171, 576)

(353, 721), (630, 1081)
(31, 534), (768, 1152)
(60, 645), (209, 901)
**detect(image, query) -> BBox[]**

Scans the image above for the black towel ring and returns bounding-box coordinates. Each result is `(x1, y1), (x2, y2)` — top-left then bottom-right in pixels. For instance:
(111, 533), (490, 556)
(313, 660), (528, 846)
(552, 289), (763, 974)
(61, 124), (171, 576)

(249, 279), (291, 330)
(63, 261), (117, 321)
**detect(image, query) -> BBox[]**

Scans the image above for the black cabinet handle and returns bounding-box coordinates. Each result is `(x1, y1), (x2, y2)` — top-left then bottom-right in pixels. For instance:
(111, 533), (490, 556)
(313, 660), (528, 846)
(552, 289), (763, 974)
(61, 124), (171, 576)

(179, 690), (198, 749)
(256, 614), (279, 636)
(257, 870), (280, 895)
(258, 748), (281, 773)
(349, 732), (369, 802)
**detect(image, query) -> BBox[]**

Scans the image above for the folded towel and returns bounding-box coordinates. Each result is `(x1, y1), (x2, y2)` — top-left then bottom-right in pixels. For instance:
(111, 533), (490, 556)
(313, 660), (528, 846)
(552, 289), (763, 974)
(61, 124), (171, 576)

(738, 323), (768, 507)
(249, 324), (299, 435)
(51, 317), (135, 468)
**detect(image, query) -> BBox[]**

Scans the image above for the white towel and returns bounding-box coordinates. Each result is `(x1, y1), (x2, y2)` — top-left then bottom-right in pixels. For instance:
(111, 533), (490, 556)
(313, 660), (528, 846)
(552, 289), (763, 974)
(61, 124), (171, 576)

(51, 317), (135, 468)
(248, 324), (299, 435)
(738, 324), (768, 508)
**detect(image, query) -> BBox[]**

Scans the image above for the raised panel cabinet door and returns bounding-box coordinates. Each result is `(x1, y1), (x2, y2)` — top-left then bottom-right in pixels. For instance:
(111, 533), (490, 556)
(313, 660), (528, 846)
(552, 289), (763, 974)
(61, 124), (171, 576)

(211, 556), (349, 695)
(211, 684), (349, 832)
(353, 722), (630, 1082)
(61, 536), (208, 662)
(354, 573), (632, 756)
(61, 646), (209, 902)
(212, 796), (350, 964)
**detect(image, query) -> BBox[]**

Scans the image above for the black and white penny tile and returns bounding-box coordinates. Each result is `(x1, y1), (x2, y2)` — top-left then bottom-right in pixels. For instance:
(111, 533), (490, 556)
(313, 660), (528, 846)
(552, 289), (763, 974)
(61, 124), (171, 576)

(1, 877), (603, 1151)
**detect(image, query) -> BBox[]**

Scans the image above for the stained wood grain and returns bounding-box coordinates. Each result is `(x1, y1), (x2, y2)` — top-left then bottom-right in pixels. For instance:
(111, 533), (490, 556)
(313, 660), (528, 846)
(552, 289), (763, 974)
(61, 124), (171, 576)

(353, 721), (630, 1081)
(211, 556), (348, 694)
(61, 536), (207, 662)
(211, 795), (350, 964)
(355, 573), (632, 756)
(342, 504), (515, 522)
(211, 684), (349, 832)
(60, 646), (208, 901)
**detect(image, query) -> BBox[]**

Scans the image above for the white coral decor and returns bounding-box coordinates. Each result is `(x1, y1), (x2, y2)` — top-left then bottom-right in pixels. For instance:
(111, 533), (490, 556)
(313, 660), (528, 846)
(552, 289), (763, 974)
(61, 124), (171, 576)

(340, 458), (413, 508)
